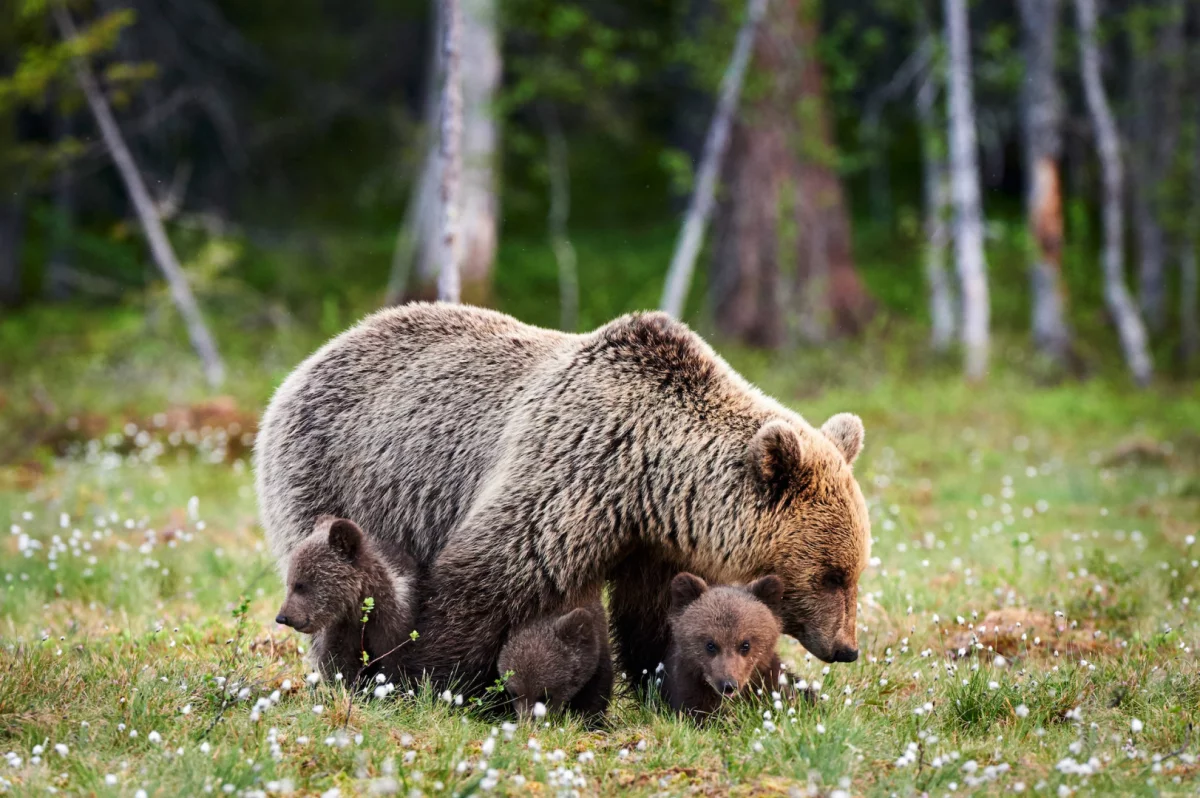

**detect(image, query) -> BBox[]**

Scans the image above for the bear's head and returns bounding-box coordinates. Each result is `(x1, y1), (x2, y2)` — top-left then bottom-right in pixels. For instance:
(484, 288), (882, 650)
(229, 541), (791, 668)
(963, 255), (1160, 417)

(668, 572), (782, 699)
(744, 413), (870, 664)
(275, 517), (368, 634)
(497, 607), (601, 719)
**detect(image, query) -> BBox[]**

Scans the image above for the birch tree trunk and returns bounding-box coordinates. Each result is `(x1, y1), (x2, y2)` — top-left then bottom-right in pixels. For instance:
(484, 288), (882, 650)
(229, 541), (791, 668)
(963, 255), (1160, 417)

(542, 105), (578, 332)
(660, 0), (767, 319)
(436, 0), (464, 304)
(915, 48), (955, 352)
(1074, 0), (1153, 385)
(54, 5), (224, 387)
(1018, 0), (1071, 365)
(458, 0), (499, 305)
(943, 0), (990, 381)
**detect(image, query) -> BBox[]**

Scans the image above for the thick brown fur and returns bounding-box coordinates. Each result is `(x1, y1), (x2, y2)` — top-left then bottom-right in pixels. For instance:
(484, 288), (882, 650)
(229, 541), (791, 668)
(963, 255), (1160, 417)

(276, 517), (419, 686)
(661, 573), (784, 719)
(496, 599), (613, 719)
(256, 304), (870, 690)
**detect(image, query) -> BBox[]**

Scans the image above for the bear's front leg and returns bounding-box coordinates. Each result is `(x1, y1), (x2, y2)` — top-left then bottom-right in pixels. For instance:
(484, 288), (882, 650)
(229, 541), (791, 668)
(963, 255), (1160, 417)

(607, 547), (678, 692)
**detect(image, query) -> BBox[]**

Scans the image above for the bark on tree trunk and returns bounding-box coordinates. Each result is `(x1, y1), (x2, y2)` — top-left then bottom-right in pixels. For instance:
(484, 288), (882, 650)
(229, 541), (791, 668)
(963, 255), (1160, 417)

(660, 0), (767, 319)
(709, 0), (871, 345)
(436, 0), (464, 304)
(46, 109), (75, 301)
(1074, 0), (1153, 386)
(458, 0), (499, 305)
(1018, 0), (1071, 365)
(0, 183), (24, 307)
(944, 0), (990, 381)
(388, 0), (497, 307)
(541, 105), (579, 332)
(55, 4), (225, 387)
(915, 46), (955, 352)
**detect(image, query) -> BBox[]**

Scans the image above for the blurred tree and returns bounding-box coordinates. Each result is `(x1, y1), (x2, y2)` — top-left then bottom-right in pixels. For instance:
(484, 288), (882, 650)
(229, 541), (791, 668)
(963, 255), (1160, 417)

(389, 0), (498, 306)
(1074, 0), (1153, 385)
(436, 0), (465, 303)
(710, 0), (871, 348)
(944, 0), (989, 381)
(1018, 0), (1071, 367)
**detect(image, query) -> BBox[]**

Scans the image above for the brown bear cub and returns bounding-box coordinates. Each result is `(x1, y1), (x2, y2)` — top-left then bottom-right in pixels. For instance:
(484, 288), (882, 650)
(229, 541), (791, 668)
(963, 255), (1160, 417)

(662, 572), (784, 718)
(275, 516), (418, 686)
(496, 600), (613, 720)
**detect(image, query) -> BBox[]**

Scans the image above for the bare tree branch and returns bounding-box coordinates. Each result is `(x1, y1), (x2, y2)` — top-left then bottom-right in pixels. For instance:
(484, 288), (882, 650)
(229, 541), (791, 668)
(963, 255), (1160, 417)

(660, 0), (768, 319)
(54, 3), (225, 387)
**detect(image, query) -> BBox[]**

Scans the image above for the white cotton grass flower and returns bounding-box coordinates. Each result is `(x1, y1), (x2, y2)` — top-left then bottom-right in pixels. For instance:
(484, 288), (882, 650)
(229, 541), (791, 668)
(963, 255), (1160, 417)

(104, 775), (118, 786)
(53, 744), (68, 757)
(532, 702), (547, 718)
(312, 705), (324, 715)
(147, 731), (162, 745)
(1016, 704), (1030, 718)
(1131, 718), (1144, 733)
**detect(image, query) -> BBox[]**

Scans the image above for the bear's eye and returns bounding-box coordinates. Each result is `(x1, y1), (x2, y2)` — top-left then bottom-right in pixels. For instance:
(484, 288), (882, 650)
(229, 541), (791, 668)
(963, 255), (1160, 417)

(821, 570), (846, 591)
(739, 640), (751, 655)
(292, 583), (306, 594)
(705, 641), (718, 655)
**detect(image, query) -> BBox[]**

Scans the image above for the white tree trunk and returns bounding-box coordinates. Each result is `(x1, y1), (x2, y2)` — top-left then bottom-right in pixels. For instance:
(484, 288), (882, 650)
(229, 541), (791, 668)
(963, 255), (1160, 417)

(459, 0), (500, 298)
(915, 46), (955, 352)
(437, 0), (464, 304)
(54, 5), (224, 387)
(542, 105), (578, 332)
(943, 0), (990, 381)
(660, 0), (768, 319)
(1074, 0), (1153, 385)
(1018, 0), (1071, 365)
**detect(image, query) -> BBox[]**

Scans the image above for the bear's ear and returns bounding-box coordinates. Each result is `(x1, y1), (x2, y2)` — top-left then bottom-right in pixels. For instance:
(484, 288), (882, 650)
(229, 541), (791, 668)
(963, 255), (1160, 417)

(670, 572), (708, 613)
(327, 518), (364, 562)
(748, 420), (806, 491)
(553, 607), (595, 648)
(747, 575), (784, 612)
(821, 413), (864, 465)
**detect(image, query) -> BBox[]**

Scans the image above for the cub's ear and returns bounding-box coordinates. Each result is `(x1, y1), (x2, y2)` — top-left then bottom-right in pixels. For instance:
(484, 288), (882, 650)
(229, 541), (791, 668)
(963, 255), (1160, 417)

(670, 572), (708, 613)
(821, 413), (864, 465)
(747, 575), (784, 612)
(748, 420), (806, 491)
(553, 607), (595, 648)
(327, 518), (364, 561)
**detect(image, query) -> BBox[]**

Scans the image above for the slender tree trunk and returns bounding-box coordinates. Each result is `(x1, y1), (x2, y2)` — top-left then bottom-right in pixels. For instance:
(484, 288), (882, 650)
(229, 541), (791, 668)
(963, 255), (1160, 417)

(1129, 54), (1168, 330)
(660, 0), (767, 319)
(46, 109), (75, 301)
(541, 105), (579, 332)
(55, 5), (224, 387)
(944, 0), (990, 381)
(436, 0), (464, 303)
(915, 49), (955, 352)
(1181, 9), (1200, 370)
(1018, 0), (1071, 365)
(458, 0), (499, 305)
(792, 2), (871, 338)
(1074, 0), (1153, 385)
(0, 182), (24, 307)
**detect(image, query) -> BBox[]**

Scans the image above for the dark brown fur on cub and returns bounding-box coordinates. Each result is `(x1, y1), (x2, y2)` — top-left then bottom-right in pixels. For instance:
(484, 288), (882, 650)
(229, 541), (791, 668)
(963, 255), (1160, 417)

(276, 517), (418, 685)
(496, 600), (613, 719)
(662, 572), (783, 718)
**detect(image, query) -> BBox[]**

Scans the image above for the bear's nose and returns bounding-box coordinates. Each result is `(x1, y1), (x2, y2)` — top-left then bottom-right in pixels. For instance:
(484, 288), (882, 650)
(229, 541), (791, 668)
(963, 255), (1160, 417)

(275, 613), (289, 626)
(832, 646), (859, 663)
(718, 679), (738, 696)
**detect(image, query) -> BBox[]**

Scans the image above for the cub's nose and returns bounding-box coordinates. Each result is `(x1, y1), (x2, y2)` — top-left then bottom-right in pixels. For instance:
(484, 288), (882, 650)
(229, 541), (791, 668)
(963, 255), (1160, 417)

(718, 679), (738, 696)
(275, 613), (289, 626)
(832, 646), (859, 663)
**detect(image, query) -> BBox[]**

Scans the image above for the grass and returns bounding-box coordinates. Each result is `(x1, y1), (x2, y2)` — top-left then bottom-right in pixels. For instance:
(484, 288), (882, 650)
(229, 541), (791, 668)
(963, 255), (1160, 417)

(1, 277), (1199, 796)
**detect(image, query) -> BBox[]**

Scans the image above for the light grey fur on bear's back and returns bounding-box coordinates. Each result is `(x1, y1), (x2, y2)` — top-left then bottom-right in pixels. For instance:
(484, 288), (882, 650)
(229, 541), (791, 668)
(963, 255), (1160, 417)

(255, 303), (576, 565)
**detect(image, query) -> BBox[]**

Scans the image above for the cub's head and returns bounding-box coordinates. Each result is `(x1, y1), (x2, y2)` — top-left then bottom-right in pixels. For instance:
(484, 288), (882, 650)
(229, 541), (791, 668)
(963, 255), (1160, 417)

(668, 573), (782, 699)
(498, 607), (601, 719)
(744, 413), (870, 664)
(275, 517), (369, 634)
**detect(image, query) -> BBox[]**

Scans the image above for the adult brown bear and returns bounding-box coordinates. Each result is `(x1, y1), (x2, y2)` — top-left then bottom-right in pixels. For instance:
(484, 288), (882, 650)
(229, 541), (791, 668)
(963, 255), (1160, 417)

(256, 303), (870, 686)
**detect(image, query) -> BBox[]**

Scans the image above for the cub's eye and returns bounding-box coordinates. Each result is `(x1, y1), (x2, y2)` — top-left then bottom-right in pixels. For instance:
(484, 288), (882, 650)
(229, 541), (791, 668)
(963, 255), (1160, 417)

(739, 640), (751, 655)
(705, 641), (718, 655)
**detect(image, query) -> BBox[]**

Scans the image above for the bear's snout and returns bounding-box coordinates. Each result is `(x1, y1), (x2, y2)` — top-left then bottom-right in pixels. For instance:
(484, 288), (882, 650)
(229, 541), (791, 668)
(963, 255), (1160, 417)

(832, 646), (859, 663)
